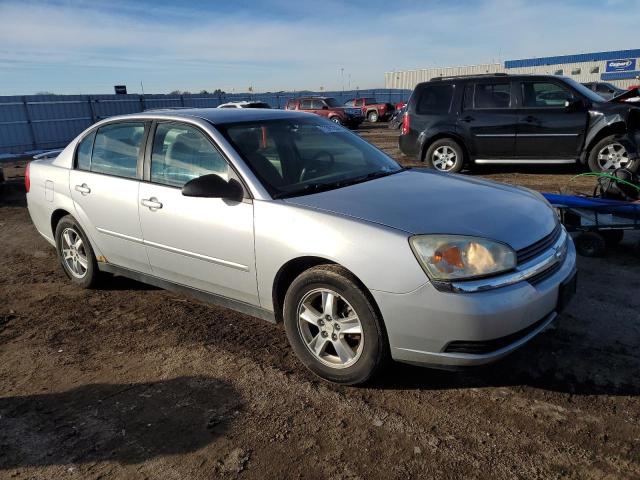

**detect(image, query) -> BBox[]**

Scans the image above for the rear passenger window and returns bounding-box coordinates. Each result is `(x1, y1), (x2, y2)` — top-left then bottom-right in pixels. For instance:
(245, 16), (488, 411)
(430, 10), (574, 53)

(91, 123), (145, 179)
(76, 131), (95, 171)
(474, 83), (511, 109)
(151, 123), (229, 188)
(416, 84), (453, 114)
(300, 100), (312, 110)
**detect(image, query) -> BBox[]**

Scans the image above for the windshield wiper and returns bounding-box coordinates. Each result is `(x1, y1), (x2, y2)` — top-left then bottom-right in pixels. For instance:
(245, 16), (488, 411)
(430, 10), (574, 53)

(272, 182), (343, 199)
(334, 167), (409, 188)
(273, 167), (409, 199)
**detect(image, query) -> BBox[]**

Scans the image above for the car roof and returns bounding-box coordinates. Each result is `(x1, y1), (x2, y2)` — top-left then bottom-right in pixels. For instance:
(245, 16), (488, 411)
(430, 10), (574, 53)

(120, 107), (314, 125)
(420, 73), (571, 86)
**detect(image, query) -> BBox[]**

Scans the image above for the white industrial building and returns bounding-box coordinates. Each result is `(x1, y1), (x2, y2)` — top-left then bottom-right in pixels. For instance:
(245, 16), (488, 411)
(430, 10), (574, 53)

(385, 49), (640, 89)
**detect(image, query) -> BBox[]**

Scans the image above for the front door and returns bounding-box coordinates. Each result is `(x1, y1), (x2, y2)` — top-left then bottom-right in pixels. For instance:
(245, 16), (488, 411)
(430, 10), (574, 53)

(70, 121), (151, 273)
(457, 80), (518, 159)
(516, 80), (587, 159)
(137, 122), (258, 305)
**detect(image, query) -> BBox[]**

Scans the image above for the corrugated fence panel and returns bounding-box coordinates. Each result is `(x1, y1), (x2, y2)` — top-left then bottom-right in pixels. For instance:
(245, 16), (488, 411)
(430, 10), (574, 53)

(92, 95), (143, 119)
(0, 89), (412, 154)
(0, 96), (33, 153)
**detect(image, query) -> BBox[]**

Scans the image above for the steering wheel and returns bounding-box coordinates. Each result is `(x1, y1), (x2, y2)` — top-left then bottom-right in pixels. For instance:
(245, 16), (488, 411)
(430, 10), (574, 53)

(300, 150), (336, 182)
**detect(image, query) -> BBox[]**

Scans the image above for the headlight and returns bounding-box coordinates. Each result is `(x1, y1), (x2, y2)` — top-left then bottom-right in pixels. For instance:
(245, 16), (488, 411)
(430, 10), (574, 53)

(409, 235), (516, 281)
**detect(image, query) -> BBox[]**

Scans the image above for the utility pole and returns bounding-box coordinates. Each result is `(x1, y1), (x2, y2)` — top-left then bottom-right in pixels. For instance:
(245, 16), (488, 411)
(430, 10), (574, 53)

(140, 81), (145, 95)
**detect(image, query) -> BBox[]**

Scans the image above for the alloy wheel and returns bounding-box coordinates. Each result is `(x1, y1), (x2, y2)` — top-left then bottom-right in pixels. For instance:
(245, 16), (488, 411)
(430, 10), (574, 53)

(60, 227), (88, 278)
(297, 288), (364, 369)
(432, 145), (457, 171)
(597, 142), (629, 170)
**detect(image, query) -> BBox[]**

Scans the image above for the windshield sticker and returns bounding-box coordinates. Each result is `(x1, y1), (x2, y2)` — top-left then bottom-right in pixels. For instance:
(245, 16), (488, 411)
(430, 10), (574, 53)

(315, 124), (344, 133)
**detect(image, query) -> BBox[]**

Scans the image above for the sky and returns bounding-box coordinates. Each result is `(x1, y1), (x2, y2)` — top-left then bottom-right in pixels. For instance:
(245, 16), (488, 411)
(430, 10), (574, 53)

(0, 0), (638, 95)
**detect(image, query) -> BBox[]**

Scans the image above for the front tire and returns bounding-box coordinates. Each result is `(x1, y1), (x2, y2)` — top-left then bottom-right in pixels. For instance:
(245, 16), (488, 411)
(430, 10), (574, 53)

(588, 135), (637, 172)
(424, 139), (465, 173)
(367, 111), (379, 123)
(329, 116), (343, 125)
(283, 265), (388, 385)
(55, 215), (100, 288)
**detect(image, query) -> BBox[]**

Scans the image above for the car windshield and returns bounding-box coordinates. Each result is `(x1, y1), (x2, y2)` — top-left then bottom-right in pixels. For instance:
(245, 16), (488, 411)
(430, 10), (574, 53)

(324, 98), (341, 108)
(217, 118), (403, 198)
(363, 98), (377, 103)
(563, 77), (606, 102)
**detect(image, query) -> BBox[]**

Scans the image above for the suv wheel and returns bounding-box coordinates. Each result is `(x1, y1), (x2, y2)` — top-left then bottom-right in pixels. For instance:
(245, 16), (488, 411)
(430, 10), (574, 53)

(588, 135), (636, 172)
(367, 111), (379, 123)
(425, 139), (465, 173)
(55, 215), (100, 288)
(330, 116), (343, 125)
(283, 265), (388, 385)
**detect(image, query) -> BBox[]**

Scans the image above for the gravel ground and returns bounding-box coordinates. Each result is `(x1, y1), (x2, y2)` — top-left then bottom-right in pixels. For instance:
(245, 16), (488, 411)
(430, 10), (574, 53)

(1, 124), (639, 479)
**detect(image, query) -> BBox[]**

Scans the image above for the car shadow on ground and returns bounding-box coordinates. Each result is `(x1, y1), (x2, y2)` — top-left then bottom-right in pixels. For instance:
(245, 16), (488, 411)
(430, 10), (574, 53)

(370, 328), (640, 397)
(98, 273), (160, 292)
(0, 376), (242, 469)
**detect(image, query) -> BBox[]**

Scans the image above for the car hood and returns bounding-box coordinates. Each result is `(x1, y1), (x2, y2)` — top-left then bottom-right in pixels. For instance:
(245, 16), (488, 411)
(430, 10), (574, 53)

(283, 169), (557, 251)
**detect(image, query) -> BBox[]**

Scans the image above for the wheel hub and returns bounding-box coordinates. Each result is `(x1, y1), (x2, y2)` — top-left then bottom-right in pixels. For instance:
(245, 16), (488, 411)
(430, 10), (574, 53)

(297, 288), (364, 369)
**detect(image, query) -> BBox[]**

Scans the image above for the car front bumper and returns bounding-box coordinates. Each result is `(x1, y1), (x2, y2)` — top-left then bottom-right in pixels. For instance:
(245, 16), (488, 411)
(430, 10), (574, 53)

(371, 236), (577, 368)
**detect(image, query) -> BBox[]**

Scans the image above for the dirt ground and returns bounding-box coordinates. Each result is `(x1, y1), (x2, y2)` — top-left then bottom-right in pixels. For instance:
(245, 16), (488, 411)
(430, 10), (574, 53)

(1, 124), (639, 480)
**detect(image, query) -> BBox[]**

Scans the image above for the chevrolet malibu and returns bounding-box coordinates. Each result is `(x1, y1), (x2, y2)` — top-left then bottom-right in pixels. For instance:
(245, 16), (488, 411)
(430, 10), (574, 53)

(26, 109), (577, 385)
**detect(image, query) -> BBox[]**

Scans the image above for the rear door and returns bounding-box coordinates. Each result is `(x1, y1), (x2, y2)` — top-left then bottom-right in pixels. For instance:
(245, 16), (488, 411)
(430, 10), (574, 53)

(70, 121), (152, 273)
(457, 80), (517, 159)
(515, 80), (587, 159)
(137, 121), (258, 304)
(311, 99), (330, 118)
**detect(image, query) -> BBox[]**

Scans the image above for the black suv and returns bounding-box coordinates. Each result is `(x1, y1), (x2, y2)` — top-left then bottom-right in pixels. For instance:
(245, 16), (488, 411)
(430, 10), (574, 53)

(399, 74), (640, 173)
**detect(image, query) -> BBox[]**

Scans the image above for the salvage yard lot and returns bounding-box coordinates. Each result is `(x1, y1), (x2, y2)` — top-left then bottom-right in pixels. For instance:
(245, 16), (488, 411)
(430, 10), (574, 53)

(1, 123), (639, 479)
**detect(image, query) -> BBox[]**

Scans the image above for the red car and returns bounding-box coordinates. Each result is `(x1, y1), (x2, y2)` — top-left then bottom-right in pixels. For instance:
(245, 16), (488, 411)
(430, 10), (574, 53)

(285, 97), (364, 128)
(344, 97), (395, 123)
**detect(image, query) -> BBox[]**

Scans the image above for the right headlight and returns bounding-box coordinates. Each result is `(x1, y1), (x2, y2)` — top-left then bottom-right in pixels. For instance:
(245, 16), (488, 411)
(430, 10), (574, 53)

(409, 235), (516, 281)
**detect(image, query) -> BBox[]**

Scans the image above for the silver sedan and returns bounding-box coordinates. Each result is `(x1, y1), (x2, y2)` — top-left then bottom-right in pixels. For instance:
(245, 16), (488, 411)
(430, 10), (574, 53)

(26, 108), (577, 384)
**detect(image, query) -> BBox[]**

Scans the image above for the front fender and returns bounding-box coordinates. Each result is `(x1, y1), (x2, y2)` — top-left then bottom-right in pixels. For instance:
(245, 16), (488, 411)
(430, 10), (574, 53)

(253, 200), (427, 311)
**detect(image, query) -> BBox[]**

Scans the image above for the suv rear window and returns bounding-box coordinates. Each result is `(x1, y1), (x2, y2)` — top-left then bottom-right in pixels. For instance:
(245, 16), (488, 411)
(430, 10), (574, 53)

(416, 84), (453, 114)
(474, 83), (511, 109)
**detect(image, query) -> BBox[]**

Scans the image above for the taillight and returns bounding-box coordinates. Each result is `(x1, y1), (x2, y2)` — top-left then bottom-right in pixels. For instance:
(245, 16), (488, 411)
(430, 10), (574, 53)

(25, 162), (31, 193)
(401, 112), (410, 135)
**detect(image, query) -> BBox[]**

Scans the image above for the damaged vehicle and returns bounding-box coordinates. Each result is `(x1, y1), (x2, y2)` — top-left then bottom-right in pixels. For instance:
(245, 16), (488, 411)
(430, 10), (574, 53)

(26, 108), (576, 385)
(399, 74), (640, 173)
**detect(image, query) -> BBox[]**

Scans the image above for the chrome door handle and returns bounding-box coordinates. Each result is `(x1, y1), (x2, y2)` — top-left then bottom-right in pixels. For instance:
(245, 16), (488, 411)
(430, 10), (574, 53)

(141, 197), (163, 210)
(75, 183), (91, 195)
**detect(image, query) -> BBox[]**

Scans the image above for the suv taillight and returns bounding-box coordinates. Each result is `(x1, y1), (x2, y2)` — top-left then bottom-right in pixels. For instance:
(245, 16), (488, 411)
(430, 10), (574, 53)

(25, 162), (31, 193)
(401, 112), (410, 135)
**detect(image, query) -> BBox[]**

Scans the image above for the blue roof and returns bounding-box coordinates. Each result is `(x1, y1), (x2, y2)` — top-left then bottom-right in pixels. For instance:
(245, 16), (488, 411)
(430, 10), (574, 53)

(505, 49), (640, 68)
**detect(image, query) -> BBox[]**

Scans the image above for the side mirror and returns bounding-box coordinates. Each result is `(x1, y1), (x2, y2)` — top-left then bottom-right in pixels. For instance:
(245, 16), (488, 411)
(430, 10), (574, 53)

(564, 98), (583, 110)
(182, 174), (244, 202)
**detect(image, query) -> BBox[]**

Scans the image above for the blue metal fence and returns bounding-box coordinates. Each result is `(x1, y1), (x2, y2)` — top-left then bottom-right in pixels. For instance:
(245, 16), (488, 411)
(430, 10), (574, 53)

(0, 89), (411, 154)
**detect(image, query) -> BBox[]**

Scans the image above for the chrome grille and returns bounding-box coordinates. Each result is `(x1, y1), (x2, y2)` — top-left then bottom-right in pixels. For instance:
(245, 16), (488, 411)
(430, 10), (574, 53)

(516, 223), (561, 265)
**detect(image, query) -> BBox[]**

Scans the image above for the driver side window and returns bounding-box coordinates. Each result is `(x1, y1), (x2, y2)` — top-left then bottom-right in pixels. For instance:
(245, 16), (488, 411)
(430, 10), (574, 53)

(150, 123), (229, 188)
(521, 82), (575, 108)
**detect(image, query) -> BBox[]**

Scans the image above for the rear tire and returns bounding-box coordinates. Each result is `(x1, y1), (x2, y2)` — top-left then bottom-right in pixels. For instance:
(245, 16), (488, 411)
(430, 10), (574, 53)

(55, 215), (100, 288)
(575, 231), (606, 257)
(283, 265), (388, 385)
(601, 229), (624, 247)
(425, 139), (465, 173)
(330, 116), (343, 125)
(367, 111), (379, 123)
(588, 135), (637, 172)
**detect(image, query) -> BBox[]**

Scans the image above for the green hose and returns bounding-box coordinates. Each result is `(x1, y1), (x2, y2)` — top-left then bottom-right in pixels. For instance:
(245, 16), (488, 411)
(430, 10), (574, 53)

(563, 172), (640, 194)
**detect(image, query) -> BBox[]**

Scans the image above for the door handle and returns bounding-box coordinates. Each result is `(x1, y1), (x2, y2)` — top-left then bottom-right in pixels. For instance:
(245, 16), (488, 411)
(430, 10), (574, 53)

(462, 115), (475, 122)
(141, 197), (163, 210)
(524, 115), (537, 123)
(74, 183), (91, 195)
